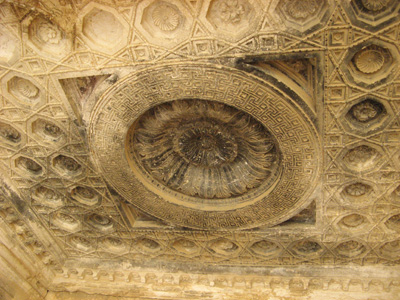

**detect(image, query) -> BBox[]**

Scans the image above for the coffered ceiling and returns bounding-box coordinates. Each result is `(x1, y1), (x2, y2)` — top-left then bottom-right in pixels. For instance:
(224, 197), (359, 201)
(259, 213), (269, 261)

(0, 0), (400, 299)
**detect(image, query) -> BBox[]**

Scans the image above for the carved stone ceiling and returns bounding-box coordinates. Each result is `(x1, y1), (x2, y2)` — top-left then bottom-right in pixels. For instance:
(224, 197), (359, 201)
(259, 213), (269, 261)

(0, 0), (400, 299)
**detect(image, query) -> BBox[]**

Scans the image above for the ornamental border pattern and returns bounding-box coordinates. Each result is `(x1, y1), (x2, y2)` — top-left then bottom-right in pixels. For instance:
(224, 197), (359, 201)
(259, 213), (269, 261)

(0, 0), (399, 288)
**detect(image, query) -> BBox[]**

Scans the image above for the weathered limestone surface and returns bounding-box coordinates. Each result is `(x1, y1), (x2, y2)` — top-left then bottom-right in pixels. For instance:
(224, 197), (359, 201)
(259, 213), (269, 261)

(0, 0), (400, 299)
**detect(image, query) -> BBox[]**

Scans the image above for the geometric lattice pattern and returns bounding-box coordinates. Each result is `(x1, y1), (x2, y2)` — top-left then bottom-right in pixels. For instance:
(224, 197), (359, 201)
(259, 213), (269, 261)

(0, 1), (400, 299)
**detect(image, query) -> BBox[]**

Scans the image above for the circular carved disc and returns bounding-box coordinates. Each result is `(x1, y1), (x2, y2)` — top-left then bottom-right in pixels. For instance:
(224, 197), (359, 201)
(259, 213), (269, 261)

(127, 99), (281, 203)
(89, 63), (320, 229)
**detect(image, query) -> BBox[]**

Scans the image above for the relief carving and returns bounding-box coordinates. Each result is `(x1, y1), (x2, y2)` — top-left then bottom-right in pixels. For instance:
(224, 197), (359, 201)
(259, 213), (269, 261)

(172, 239), (199, 255)
(53, 154), (81, 174)
(276, 0), (328, 30)
(0, 122), (20, 144)
(218, 0), (245, 24)
(344, 182), (372, 197)
(8, 77), (39, 103)
(137, 0), (191, 46)
(32, 119), (64, 142)
(340, 214), (365, 227)
(31, 17), (62, 45)
(137, 238), (162, 253)
(70, 186), (101, 206)
(69, 236), (93, 251)
(347, 99), (384, 123)
(0, 1), (400, 296)
(53, 154), (82, 177)
(100, 237), (127, 253)
(129, 99), (279, 199)
(26, 15), (71, 57)
(209, 238), (239, 255)
(353, 46), (385, 74)
(342, 145), (380, 172)
(346, 0), (399, 29)
(385, 214), (400, 232)
(344, 41), (398, 87)
(152, 2), (180, 31)
(286, 0), (320, 21)
(379, 240), (400, 259)
(15, 156), (43, 175)
(291, 240), (323, 257)
(206, 0), (254, 36)
(32, 186), (63, 208)
(338, 214), (367, 230)
(52, 212), (79, 232)
(250, 240), (281, 257)
(335, 241), (366, 258)
(44, 122), (62, 138)
(90, 64), (319, 229)
(86, 214), (113, 232)
(361, 0), (390, 11)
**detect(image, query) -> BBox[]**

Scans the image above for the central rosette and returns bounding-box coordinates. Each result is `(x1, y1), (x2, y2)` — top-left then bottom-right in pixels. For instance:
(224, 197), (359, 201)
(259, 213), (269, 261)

(127, 99), (280, 200)
(175, 120), (238, 167)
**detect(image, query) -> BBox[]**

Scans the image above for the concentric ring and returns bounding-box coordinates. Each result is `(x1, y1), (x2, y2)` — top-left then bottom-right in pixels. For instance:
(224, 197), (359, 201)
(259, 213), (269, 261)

(88, 63), (320, 229)
(127, 99), (280, 201)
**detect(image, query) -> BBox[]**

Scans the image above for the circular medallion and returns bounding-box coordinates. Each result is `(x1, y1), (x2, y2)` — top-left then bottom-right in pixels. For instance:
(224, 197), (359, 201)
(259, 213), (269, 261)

(89, 63), (320, 229)
(152, 3), (180, 31)
(127, 99), (280, 202)
(361, 0), (390, 11)
(354, 48), (385, 74)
